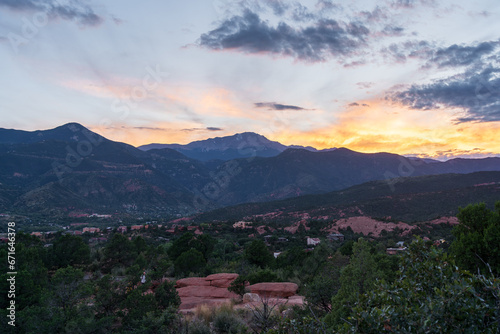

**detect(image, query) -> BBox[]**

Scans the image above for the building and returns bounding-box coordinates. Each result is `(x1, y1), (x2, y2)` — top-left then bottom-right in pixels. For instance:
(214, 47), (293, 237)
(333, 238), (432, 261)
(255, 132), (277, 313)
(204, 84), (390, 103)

(306, 237), (321, 246)
(327, 233), (345, 242)
(232, 221), (252, 229)
(83, 227), (100, 234)
(117, 226), (127, 233)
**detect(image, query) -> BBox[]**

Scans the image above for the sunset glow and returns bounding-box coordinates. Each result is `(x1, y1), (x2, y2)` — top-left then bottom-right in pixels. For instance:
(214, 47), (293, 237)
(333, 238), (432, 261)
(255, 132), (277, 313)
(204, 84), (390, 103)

(1, 0), (500, 160)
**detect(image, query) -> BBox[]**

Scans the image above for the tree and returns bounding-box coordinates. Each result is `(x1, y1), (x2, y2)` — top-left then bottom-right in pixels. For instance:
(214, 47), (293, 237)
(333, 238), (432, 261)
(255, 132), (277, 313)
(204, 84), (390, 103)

(303, 259), (342, 315)
(174, 248), (206, 275)
(244, 240), (275, 268)
(325, 239), (388, 328)
(167, 232), (195, 260)
(155, 280), (181, 310)
(104, 233), (135, 271)
(450, 202), (500, 275)
(345, 239), (499, 333)
(18, 266), (98, 333)
(190, 234), (216, 261)
(52, 234), (90, 268)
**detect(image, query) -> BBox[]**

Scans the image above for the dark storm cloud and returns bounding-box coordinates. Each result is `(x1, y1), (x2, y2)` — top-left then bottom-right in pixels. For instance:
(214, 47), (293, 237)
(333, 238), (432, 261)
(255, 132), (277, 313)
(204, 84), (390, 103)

(0, 0), (103, 27)
(254, 102), (307, 110)
(198, 9), (369, 62)
(383, 39), (498, 68)
(389, 67), (500, 122)
(382, 40), (433, 63)
(426, 41), (499, 68)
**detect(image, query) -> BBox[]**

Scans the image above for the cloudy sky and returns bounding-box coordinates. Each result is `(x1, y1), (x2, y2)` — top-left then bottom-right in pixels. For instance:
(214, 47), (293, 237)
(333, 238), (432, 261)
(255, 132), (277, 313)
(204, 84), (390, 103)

(1, 0), (500, 159)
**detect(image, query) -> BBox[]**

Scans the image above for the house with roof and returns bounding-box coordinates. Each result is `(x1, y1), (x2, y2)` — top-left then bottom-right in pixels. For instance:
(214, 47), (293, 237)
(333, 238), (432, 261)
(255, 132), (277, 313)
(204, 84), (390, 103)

(306, 237), (321, 246)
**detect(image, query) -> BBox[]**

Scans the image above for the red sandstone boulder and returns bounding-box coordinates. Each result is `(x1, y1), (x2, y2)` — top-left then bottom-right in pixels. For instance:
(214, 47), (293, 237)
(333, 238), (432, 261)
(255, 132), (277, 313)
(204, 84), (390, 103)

(248, 282), (298, 298)
(206, 273), (239, 281)
(177, 286), (239, 299)
(175, 277), (210, 288)
(206, 273), (239, 288)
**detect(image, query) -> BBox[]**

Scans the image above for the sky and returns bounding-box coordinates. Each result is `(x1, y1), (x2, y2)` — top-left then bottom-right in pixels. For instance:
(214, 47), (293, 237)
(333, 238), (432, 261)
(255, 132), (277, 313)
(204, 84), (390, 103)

(1, 0), (500, 160)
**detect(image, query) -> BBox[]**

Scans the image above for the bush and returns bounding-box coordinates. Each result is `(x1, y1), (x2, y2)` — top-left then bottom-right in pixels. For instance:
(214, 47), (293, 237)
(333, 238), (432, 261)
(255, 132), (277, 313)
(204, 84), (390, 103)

(189, 319), (211, 334)
(213, 305), (247, 334)
(228, 276), (247, 297)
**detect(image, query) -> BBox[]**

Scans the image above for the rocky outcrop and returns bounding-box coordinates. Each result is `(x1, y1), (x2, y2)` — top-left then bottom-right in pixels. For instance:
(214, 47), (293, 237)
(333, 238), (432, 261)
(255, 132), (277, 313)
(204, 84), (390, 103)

(175, 277), (211, 288)
(243, 293), (261, 303)
(177, 286), (237, 299)
(247, 282), (298, 298)
(206, 273), (239, 288)
(176, 274), (302, 312)
(175, 273), (239, 310)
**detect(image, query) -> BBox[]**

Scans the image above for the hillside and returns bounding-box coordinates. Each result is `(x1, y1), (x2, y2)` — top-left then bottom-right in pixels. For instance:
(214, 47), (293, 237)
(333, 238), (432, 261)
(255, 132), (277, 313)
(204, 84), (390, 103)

(1, 123), (499, 216)
(138, 132), (332, 161)
(192, 171), (500, 223)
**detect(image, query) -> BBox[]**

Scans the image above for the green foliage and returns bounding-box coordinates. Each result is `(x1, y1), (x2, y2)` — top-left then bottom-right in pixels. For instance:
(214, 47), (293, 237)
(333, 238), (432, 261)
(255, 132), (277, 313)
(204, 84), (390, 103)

(276, 246), (308, 270)
(303, 260), (341, 315)
(104, 233), (136, 271)
(133, 236), (148, 254)
(174, 248), (206, 276)
(52, 234), (90, 268)
(228, 276), (248, 297)
(94, 274), (126, 317)
(213, 309), (247, 334)
(167, 232), (196, 260)
(265, 315), (328, 334)
(346, 239), (499, 333)
(450, 202), (500, 275)
(244, 240), (275, 268)
(189, 319), (212, 334)
(325, 238), (391, 328)
(246, 268), (281, 284)
(338, 240), (354, 256)
(155, 280), (181, 310)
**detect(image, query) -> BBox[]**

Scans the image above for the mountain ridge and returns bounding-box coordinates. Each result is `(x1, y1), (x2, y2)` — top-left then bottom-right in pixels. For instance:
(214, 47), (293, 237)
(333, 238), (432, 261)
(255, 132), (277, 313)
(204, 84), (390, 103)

(0, 122), (499, 217)
(137, 131), (336, 161)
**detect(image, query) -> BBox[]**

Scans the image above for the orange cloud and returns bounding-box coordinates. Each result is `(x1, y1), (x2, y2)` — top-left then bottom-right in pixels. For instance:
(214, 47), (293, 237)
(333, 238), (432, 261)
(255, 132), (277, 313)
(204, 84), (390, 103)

(269, 99), (500, 159)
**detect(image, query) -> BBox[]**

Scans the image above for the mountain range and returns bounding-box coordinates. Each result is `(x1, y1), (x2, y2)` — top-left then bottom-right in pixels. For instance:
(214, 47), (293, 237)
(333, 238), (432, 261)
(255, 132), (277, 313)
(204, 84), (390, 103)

(138, 132), (335, 161)
(0, 123), (499, 218)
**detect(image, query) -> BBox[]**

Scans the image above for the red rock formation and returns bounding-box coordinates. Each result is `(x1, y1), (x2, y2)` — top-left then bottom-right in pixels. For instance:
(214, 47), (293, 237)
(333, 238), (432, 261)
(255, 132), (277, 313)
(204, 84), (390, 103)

(248, 282), (298, 298)
(206, 273), (239, 288)
(177, 286), (238, 299)
(175, 277), (211, 288)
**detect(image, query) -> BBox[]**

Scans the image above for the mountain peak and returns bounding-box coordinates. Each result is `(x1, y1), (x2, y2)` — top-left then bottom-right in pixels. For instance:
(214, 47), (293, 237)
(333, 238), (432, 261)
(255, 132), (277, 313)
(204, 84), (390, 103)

(0, 122), (102, 145)
(137, 132), (335, 161)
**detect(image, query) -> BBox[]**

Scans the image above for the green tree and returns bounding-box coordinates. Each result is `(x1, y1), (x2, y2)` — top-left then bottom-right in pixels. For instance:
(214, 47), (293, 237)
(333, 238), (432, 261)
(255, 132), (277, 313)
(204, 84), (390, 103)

(174, 248), (206, 275)
(325, 239), (388, 328)
(104, 233), (135, 271)
(52, 234), (90, 268)
(167, 232), (195, 260)
(346, 239), (499, 333)
(155, 280), (181, 310)
(303, 260), (342, 315)
(450, 202), (500, 275)
(244, 240), (275, 268)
